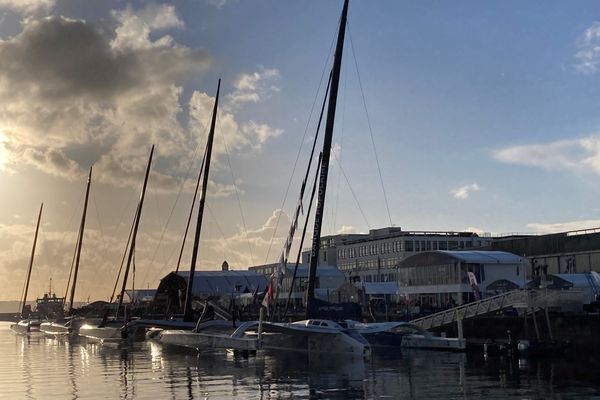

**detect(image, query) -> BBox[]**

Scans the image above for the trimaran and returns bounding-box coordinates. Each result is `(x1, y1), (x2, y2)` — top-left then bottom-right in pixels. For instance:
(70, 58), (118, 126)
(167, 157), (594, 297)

(156, 0), (372, 358)
(155, 0), (464, 356)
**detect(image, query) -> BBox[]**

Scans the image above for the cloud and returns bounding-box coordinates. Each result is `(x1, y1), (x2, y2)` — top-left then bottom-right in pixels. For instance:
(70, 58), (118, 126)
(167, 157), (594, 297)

(111, 4), (184, 50)
(526, 219), (600, 234)
(575, 22), (600, 74)
(463, 226), (492, 236)
(0, 4), (283, 197)
(207, 0), (228, 8)
(0, 10), (211, 190)
(226, 67), (281, 109)
(451, 183), (480, 199)
(189, 90), (283, 160)
(337, 225), (357, 234)
(493, 136), (600, 175)
(0, 0), (54, 14)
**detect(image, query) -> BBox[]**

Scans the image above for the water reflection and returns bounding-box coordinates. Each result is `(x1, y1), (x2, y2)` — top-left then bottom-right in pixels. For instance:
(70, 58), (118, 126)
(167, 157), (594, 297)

(1, 322), (600, 399)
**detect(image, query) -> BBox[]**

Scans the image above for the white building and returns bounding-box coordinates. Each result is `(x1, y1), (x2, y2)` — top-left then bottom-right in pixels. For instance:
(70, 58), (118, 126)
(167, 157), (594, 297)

(395, 250), (527, 308)
(304, 227), (492, 283)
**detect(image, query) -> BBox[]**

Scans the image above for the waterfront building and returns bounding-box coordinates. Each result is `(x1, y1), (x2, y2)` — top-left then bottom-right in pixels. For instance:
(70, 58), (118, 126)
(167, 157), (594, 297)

(394, 250), (527, 308)
(248, 263), (345, 305)
(153, 268), (268, 314)
(303, 227), (493, 284)
(491, 228), (600, 277)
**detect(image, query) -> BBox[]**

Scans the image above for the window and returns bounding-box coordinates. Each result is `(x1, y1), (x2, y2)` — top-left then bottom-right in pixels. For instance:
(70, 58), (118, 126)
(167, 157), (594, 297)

(405, 240), (413, 252)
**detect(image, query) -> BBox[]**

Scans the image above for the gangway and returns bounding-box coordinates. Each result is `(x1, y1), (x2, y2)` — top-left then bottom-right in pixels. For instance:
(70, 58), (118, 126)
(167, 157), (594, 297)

(410, 289), (583, 330)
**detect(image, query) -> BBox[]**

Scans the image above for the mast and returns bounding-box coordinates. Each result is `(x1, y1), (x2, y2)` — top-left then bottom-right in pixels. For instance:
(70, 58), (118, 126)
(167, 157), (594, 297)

(21, 203), (43, 318)
(68, 166), (92, 314)
(306, 0), (349, 316)
(116, 145), (154, 319)
(183, 79), (221, 322)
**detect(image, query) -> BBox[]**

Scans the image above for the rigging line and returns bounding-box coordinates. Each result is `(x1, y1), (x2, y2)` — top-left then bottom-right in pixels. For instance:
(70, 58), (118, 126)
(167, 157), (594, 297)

(331, 146), (371, 230)
(263, 22), (339, 264)
(206, 203), (228, 263)
(147, 145), (207, 284)
(141, 120), (211, 286)
(63, 227), (80, 303)
(347, 22), (393, 227)
(109, 203), (137, 303)
(147, 196), (226, 286)
(82, 187), (109, 303)
(282, 152), (322, 320)
(142, 128), (210, 288)
(216, 113), (255, 266)
(333, 59), (349, 233)
(176, 147), (207, 273)
(55, 183), (85, 297)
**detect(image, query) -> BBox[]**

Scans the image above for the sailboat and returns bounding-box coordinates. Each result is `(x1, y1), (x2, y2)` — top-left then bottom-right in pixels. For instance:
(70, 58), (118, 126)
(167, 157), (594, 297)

(78, 146), (154, 342)
(155, 79), (224, 345)
(10, 203), (44, 334)
(40, 167), (92, 337)
(156, 1), (372, 358)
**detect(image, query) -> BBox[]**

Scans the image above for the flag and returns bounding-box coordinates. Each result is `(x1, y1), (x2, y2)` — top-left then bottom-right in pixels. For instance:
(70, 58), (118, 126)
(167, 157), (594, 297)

(467, 271), (480, 300)
(261, 280), (273, 311)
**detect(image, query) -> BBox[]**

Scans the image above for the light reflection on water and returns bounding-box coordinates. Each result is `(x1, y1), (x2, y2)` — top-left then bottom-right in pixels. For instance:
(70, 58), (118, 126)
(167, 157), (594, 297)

(0, 321), (599, 399)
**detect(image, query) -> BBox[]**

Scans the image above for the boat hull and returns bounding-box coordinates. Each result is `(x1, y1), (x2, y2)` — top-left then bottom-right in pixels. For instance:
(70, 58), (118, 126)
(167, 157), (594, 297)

(79, 321), (126, 342)
(10, 320), (30, 334)
(158, 330), (258, 351)
(40, 320), (79, 337)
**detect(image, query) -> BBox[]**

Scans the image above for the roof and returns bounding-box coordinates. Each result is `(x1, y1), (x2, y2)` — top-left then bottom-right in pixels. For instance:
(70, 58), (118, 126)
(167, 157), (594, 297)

(399, 250), (523, 268)
(174, 270), (268, 296)
(553, 273), (600, 288)
(438, 250), (523, 263)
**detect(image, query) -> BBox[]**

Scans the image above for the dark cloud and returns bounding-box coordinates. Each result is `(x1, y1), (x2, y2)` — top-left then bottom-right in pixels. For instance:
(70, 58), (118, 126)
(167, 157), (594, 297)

(0, 16), (140, 100)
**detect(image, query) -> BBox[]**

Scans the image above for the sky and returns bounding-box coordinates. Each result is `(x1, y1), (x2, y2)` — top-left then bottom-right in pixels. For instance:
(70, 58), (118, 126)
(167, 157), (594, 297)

(2, 0), (600, 301)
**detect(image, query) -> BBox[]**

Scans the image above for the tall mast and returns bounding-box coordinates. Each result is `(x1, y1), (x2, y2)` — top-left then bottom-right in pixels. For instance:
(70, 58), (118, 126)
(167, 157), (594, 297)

(21, 203), (43, 318)
(68, 166), (92, 314)
(183, 79), (221, 322)
(306, 0), (349, 315)
(116, 145), (154, 319)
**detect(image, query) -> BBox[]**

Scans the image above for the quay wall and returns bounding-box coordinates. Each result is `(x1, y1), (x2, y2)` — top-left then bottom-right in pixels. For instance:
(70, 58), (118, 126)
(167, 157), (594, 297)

(434, 313), (600, 349)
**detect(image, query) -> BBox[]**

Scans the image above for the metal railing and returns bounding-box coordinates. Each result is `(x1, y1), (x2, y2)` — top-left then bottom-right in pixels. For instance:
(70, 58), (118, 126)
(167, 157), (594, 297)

(410, 289), (584, 330)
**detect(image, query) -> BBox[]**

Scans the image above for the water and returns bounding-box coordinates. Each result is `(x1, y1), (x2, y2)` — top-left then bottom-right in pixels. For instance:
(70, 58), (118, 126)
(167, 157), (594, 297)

(1, 322), (599, 399)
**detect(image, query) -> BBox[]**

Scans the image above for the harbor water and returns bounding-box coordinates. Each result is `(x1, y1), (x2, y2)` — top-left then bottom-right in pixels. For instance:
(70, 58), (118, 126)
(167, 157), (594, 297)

(1, 322), (599, 399)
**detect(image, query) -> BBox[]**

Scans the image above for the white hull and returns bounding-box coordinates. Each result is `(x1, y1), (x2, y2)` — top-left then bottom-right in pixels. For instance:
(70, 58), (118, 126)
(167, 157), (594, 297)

(159, 330), (258, 351)
(157, 319), (371, 358)
(79, 321), (126, 342)
(39, 318), (83, 337)
(10, 320), (30, 334)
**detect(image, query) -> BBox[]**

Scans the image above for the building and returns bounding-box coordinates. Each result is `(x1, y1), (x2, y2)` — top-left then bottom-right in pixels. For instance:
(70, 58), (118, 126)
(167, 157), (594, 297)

(153, 270), (268, 314)
(491, 228), (600, 277)
(248, 262), (345, 304)
(300, 227), (493, 283)
(394, 250), (527, 308)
